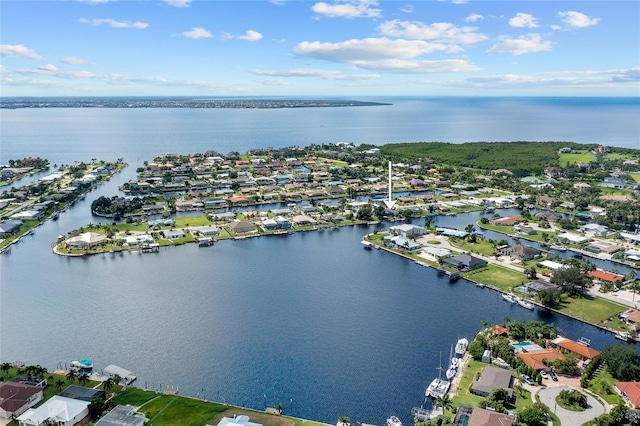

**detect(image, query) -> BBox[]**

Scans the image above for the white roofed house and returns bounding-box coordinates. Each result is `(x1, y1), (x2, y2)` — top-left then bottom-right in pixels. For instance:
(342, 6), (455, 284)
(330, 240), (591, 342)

(557, 232), (589, 245)
(17, 395), (89, 426)
(389, 224), (428, 238)
(65, 232), (108, 250)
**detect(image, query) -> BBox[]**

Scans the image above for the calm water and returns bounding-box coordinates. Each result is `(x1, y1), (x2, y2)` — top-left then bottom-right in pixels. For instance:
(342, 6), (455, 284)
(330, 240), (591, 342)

(0, 97), (636, 425)
(1, 97), (639, 166)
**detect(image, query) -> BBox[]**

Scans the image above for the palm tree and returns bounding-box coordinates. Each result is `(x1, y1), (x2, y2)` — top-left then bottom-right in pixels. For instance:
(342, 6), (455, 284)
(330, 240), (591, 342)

(66, 369), (78, 383)
(55, 379), (66, 392)
(113, 374), (122, 387)
(103, 377), (115, 393)
(435, 393), (454, 415)
(1, 362), (11, 377)
(78, 373), (89, 386)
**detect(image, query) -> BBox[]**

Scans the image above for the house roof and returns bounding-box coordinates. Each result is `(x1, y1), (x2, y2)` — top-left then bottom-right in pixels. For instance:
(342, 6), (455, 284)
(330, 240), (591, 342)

(445, 254), (487, 268)
(95, 405), (145, 426)
(554, 338), (600, 359)
(472, 366), (513, 397)
(615, 382), (640, 408)
(17, 395), (89, 423)
(588, 269), (624, 283)
(490, 325), (509, 336)
(0, 382), (42, 414)
(468, 407), (515, 426)
(517, 349), (565, 370)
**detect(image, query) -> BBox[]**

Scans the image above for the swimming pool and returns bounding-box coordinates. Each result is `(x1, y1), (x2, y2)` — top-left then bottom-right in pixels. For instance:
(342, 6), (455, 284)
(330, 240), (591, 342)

(512, 341), (532, 350)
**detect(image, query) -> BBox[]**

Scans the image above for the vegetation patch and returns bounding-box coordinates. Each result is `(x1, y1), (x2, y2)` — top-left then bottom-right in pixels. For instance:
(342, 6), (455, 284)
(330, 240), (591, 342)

(463, 265), (526, 291)
(556, 294), (627, 325)
(112, 387), (160, 407)
(555, 389), (587, 412)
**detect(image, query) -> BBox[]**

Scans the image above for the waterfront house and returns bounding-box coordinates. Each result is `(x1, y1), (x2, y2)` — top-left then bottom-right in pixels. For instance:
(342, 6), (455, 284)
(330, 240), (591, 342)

(620, 309), (640, 331)
(619, 232), (640, 245)
(588, 269), (624, 284)
(585, 241), (622, 255)
(0, 219), (23, 236)
(59, 385), (105, 402)
(213, 415), (262, 426)
(292, 215), (317, 226)
(65, 232), (108, 250)
(499, 245), (542, 261)
(614, 382), (640, 409)
(514, 224), (536, 235)
(389, 224), (428, 238)
(162, 229), (185, 240)
(557, 232), (589, 245)
(443, 254), (487, 271)
(461, 407), (515, 426)
(94, 405), (145, 426)
(526, 280), (561, 294)
(471, 365), (513, 397)
(517, 348), (565, 371)
(491, 216), (521, 226)
(384, 235), (421, 252)
(191, 226), (220, 237)
(228, 221), (256, 234)
(421, 246), (451, 261)
(534, 211), (560, 223)
(17, 395), (89, 426)
(551, 337), (600, 360)
(0, 382), (43, 420)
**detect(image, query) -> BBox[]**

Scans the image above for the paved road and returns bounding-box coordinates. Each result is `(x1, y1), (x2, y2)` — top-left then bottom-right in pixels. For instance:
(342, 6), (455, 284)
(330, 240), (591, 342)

(537, 385), (606, 425)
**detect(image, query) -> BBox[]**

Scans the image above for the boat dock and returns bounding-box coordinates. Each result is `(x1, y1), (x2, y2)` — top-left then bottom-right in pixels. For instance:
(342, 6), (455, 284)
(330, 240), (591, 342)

(104, 364), (137, 385)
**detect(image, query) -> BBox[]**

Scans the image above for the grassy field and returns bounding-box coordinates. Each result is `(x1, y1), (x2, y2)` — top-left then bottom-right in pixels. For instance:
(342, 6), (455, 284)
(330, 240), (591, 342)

(463, 265), (527, 292)
(629, 173), (640, 183)
(141, 395), (228, 426)
(558, 151), (596, 165)
(585, 367), (625, 405)
(556, 294), (628, 326)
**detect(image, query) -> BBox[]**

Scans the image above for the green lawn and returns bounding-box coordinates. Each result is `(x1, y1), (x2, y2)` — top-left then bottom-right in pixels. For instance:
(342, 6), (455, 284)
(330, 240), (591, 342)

(629, 173), (640, 183)
(451, 239), (496, 256)
(451, 359), (486, 408)
(558, 151), (596, 165)
(585, 367), (625, 405)
(141, 395), (227, 426)
(113, 387), (160, 407)
(556, 294), (627, 326)
(463, 265), (527, 292)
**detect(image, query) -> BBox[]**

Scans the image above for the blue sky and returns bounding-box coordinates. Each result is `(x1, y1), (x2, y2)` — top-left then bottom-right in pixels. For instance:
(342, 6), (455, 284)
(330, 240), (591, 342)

(1, 0), (639, 97)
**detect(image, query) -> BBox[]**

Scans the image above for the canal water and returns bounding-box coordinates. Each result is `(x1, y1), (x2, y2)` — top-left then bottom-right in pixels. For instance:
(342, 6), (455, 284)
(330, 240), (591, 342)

(0, 198), (626, 426)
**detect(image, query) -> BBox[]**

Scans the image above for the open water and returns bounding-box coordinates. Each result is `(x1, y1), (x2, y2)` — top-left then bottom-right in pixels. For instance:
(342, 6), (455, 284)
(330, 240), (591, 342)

(0, 97), (638, 425)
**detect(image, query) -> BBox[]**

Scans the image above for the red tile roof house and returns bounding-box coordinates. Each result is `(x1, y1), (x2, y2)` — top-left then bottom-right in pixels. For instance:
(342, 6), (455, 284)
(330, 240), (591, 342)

(0, 382), (43, 420)
(588, 269), (625, 283)
(615, 382), (640, 409)
(491, 216), (522, 226)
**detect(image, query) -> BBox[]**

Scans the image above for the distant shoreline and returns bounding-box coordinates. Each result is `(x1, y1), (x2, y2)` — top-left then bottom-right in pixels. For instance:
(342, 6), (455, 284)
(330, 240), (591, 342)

(0, 98), (392, 109)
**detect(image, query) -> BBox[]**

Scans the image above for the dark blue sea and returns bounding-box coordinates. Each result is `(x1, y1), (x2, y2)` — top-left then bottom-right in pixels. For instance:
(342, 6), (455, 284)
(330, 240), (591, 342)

(0, 97), (637, 425)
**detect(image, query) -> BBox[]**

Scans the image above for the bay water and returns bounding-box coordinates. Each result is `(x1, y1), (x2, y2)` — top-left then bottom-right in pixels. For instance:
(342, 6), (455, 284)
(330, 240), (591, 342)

(0, 97), (637, 425)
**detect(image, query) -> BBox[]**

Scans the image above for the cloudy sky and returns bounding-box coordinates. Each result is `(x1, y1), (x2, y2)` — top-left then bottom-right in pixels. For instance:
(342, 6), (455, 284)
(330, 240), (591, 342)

(1, 0), (638, 97)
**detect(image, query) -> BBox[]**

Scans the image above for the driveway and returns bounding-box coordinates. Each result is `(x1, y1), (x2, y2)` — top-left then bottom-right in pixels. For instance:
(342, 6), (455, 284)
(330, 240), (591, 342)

(537, 384), (606, 425)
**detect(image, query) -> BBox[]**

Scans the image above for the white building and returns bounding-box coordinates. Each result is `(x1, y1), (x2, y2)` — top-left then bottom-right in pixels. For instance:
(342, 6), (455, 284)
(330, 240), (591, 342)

(17, 395), (89, 426)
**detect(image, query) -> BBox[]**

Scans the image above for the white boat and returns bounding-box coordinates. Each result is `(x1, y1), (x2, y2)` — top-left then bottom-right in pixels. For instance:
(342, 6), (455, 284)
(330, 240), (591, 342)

(425, 377), (450, 398)
(387, 416), (402, 426)
(550, 244), (566, 252)
(517, 299), (535, 310)
(451, 357), (458, 367)
(361, 240), (372, 249)
(454, 338), (469, 357)
(615, 332), (631, 342)
(502, 293), (517, 304)
(445, 364), (456, 380)
(577, 337), (591, 346)
(70, 359), (93, 370)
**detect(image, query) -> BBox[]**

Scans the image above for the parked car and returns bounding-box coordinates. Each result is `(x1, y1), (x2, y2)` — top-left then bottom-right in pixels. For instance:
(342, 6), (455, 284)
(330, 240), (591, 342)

(540, 370), (548, 379)
(550, 370), (558, 381)
(520, 374), (535, 385)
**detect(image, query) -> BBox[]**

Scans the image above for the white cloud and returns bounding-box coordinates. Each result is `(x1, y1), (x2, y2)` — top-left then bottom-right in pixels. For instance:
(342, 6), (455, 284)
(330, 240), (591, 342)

(165, 0), (191, 7)
(38, 64), (58, 72)
(486, 34), (553, 55)
(223, 30), (263, 41)
(0, 44), (43, 60)
(378, 20), (487, 45)
(250, 68), (379, 80)
(258, 78), (290, 86)
(0, 65), (8, 74)
(311, 0), (382, 19)
(78, 18), (149, 29)
(558, 11), (600, 28)
(465, 14), (483, 23)
(400, 4), (414, 14)
(238, 30), (263, 41)
(509, 13), (539, 28)
(181, 27), (212, 39)
(294, 38), (480, 73)
(61, 56), (86, 65)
